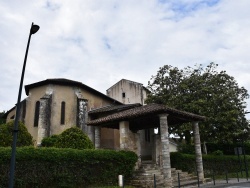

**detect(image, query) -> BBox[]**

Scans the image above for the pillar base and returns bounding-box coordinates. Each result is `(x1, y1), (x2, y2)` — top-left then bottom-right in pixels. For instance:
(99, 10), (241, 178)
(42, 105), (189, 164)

(163, 178), (172, 187)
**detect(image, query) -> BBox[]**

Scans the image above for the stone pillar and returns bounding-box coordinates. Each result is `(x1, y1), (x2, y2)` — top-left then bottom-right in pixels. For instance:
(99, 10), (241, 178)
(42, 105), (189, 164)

(95, 126), (101, 149)
(135, 131), (141, 169)
(37, 94), (51, 146)
(193, 121), (204, 181)
(88, 126), (95, 143)
(159, 114), (172, 187)
(77, 98), (88, 133)
(119, 121), (129, 150)
(153, 134), (162, 166)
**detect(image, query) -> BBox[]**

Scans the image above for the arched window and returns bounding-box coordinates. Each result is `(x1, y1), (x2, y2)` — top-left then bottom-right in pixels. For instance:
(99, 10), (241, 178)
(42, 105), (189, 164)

(34, 101), (40, 127)
(61, 101), (65, 125)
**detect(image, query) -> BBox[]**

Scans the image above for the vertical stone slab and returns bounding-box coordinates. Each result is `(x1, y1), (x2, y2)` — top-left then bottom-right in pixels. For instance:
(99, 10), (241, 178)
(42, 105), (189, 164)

(37, 94), (51, 146)
(159, 114), (172, 187)
(77, 98), (88, 133)
(88, 126), (95, 143)
(119, 121), (129, 150)
(135, 131), (141, 157)
(153, 134), (162, 166)
(193, 121), (204, 181)
(95, 126), (101, 149)
(119, 121), (141, 168)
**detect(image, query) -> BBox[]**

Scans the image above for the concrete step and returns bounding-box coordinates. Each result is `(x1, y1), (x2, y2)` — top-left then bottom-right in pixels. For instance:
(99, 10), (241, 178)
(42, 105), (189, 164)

(130, 162), (199, 188)
(132, 174), (164, 180)
(129, 179), (164, 188)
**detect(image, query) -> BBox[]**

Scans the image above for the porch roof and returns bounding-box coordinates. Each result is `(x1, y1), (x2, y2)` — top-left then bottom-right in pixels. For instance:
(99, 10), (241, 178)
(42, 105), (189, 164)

(87, 103), (205, 130)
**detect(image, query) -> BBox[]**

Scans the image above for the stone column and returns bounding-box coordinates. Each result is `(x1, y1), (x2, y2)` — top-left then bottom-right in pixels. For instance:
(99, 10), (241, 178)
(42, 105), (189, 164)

(77, 98), (88, 133)
(193, 121), (204, 181)
(119, 121), (129, 150)
(37, 94), (51, 146)
(135, 131), (141, 169)
(159, 114), (172, 187)
(95, 126), (101, 149)
(88, 126), (95, 143)
(153, 134), (162, 166)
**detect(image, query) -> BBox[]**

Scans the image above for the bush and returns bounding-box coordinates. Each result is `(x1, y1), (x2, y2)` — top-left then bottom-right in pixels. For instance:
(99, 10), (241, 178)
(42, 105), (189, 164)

(0, 147), (138, 187)
(55, 127), (94, 149)
(206, 142), (250, 155)
(170, 152), (248, 176)
(211, 150), (223, 156)
(41, 135), (59, 147)
(170, 152), (196, 173)
(177, 143), (195, 154)
(0, 121), (33, 147)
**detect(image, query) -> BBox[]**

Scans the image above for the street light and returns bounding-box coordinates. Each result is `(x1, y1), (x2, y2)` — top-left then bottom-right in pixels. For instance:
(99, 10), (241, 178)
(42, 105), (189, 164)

(9, 22), (39, 188)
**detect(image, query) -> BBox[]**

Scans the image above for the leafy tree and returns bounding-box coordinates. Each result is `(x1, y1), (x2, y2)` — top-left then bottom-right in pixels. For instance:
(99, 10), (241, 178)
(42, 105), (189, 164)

(0, 111), (5, 125)
(54, 127), (94, 149)
(0, 121), (33, 147)
(147, 63), (250, 143)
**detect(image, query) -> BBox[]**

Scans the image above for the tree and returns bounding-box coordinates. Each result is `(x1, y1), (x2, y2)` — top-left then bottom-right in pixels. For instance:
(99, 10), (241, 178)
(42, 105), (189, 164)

(0, 111), (5, 125)
(146, 63), (250, 143)
(0, 121), (33, 147)
(54, 127), (94, 149)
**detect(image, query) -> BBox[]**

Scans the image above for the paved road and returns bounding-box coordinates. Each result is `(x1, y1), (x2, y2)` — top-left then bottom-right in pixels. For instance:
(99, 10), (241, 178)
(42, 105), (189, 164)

(199, 179), (250, 188)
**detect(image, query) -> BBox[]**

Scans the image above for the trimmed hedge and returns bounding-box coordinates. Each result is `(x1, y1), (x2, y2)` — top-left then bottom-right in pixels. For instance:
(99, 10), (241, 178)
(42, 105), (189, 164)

(171, 152), (250, 176)
(206, 142), (250, 155)
(0, 147), (138, 187)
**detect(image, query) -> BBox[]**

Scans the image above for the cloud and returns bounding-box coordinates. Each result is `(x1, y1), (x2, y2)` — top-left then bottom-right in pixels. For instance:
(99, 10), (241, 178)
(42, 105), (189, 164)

(1, 0), (250, 116)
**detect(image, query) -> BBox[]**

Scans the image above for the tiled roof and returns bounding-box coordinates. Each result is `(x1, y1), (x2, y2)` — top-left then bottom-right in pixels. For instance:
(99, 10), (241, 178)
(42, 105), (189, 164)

(87, 103), (205, 126)
(89, 103), (142, 114)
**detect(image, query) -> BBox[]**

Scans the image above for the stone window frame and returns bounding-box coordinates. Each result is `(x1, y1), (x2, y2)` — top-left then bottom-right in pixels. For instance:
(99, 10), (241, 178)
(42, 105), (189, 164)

(60, 101), (66, 125)
(34, 101), (40, 127)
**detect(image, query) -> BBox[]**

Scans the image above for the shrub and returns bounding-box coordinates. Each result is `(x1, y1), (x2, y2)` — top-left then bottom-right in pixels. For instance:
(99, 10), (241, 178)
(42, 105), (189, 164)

(55, 127), (94, 149)
(206, 142), (250, 155)
(212, 150), (223, 156)
(41, 135), (59, 147)
(177, 143), (195, 154)
(0, 147), (138, 187)
(170, 152), (247, 176)
(0, 121), (33, 147)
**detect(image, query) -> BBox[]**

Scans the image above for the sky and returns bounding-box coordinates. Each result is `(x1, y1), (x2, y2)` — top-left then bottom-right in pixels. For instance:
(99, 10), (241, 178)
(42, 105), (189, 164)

(1, 0), (250, 117)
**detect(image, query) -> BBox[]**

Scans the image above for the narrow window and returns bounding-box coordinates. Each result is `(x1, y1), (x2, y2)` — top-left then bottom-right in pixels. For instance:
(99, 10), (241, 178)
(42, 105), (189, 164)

(61, 101), (65, 125)
(145, 129), (150, 142)
(34, 101), (40, 127)
(122, 92), (126, 98)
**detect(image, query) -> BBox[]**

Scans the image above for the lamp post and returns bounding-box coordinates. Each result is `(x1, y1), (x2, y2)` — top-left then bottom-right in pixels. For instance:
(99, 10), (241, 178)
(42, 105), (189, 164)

(8, 22), (39, 188)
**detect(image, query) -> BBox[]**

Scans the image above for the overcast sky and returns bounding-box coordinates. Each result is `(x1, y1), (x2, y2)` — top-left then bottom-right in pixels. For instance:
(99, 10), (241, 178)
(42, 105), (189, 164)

(1, 0), (250, 116)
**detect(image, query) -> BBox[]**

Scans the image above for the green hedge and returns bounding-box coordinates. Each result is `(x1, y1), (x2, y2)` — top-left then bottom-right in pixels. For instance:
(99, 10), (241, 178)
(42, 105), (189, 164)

(206, 142), (250, 155)
(171, 152), (249, 176)
(0, 147), (138, 187)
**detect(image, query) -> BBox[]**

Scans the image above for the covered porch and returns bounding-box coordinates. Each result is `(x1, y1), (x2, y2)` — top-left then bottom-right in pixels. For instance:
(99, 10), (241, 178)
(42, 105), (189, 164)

(88, 103), (205, 187)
